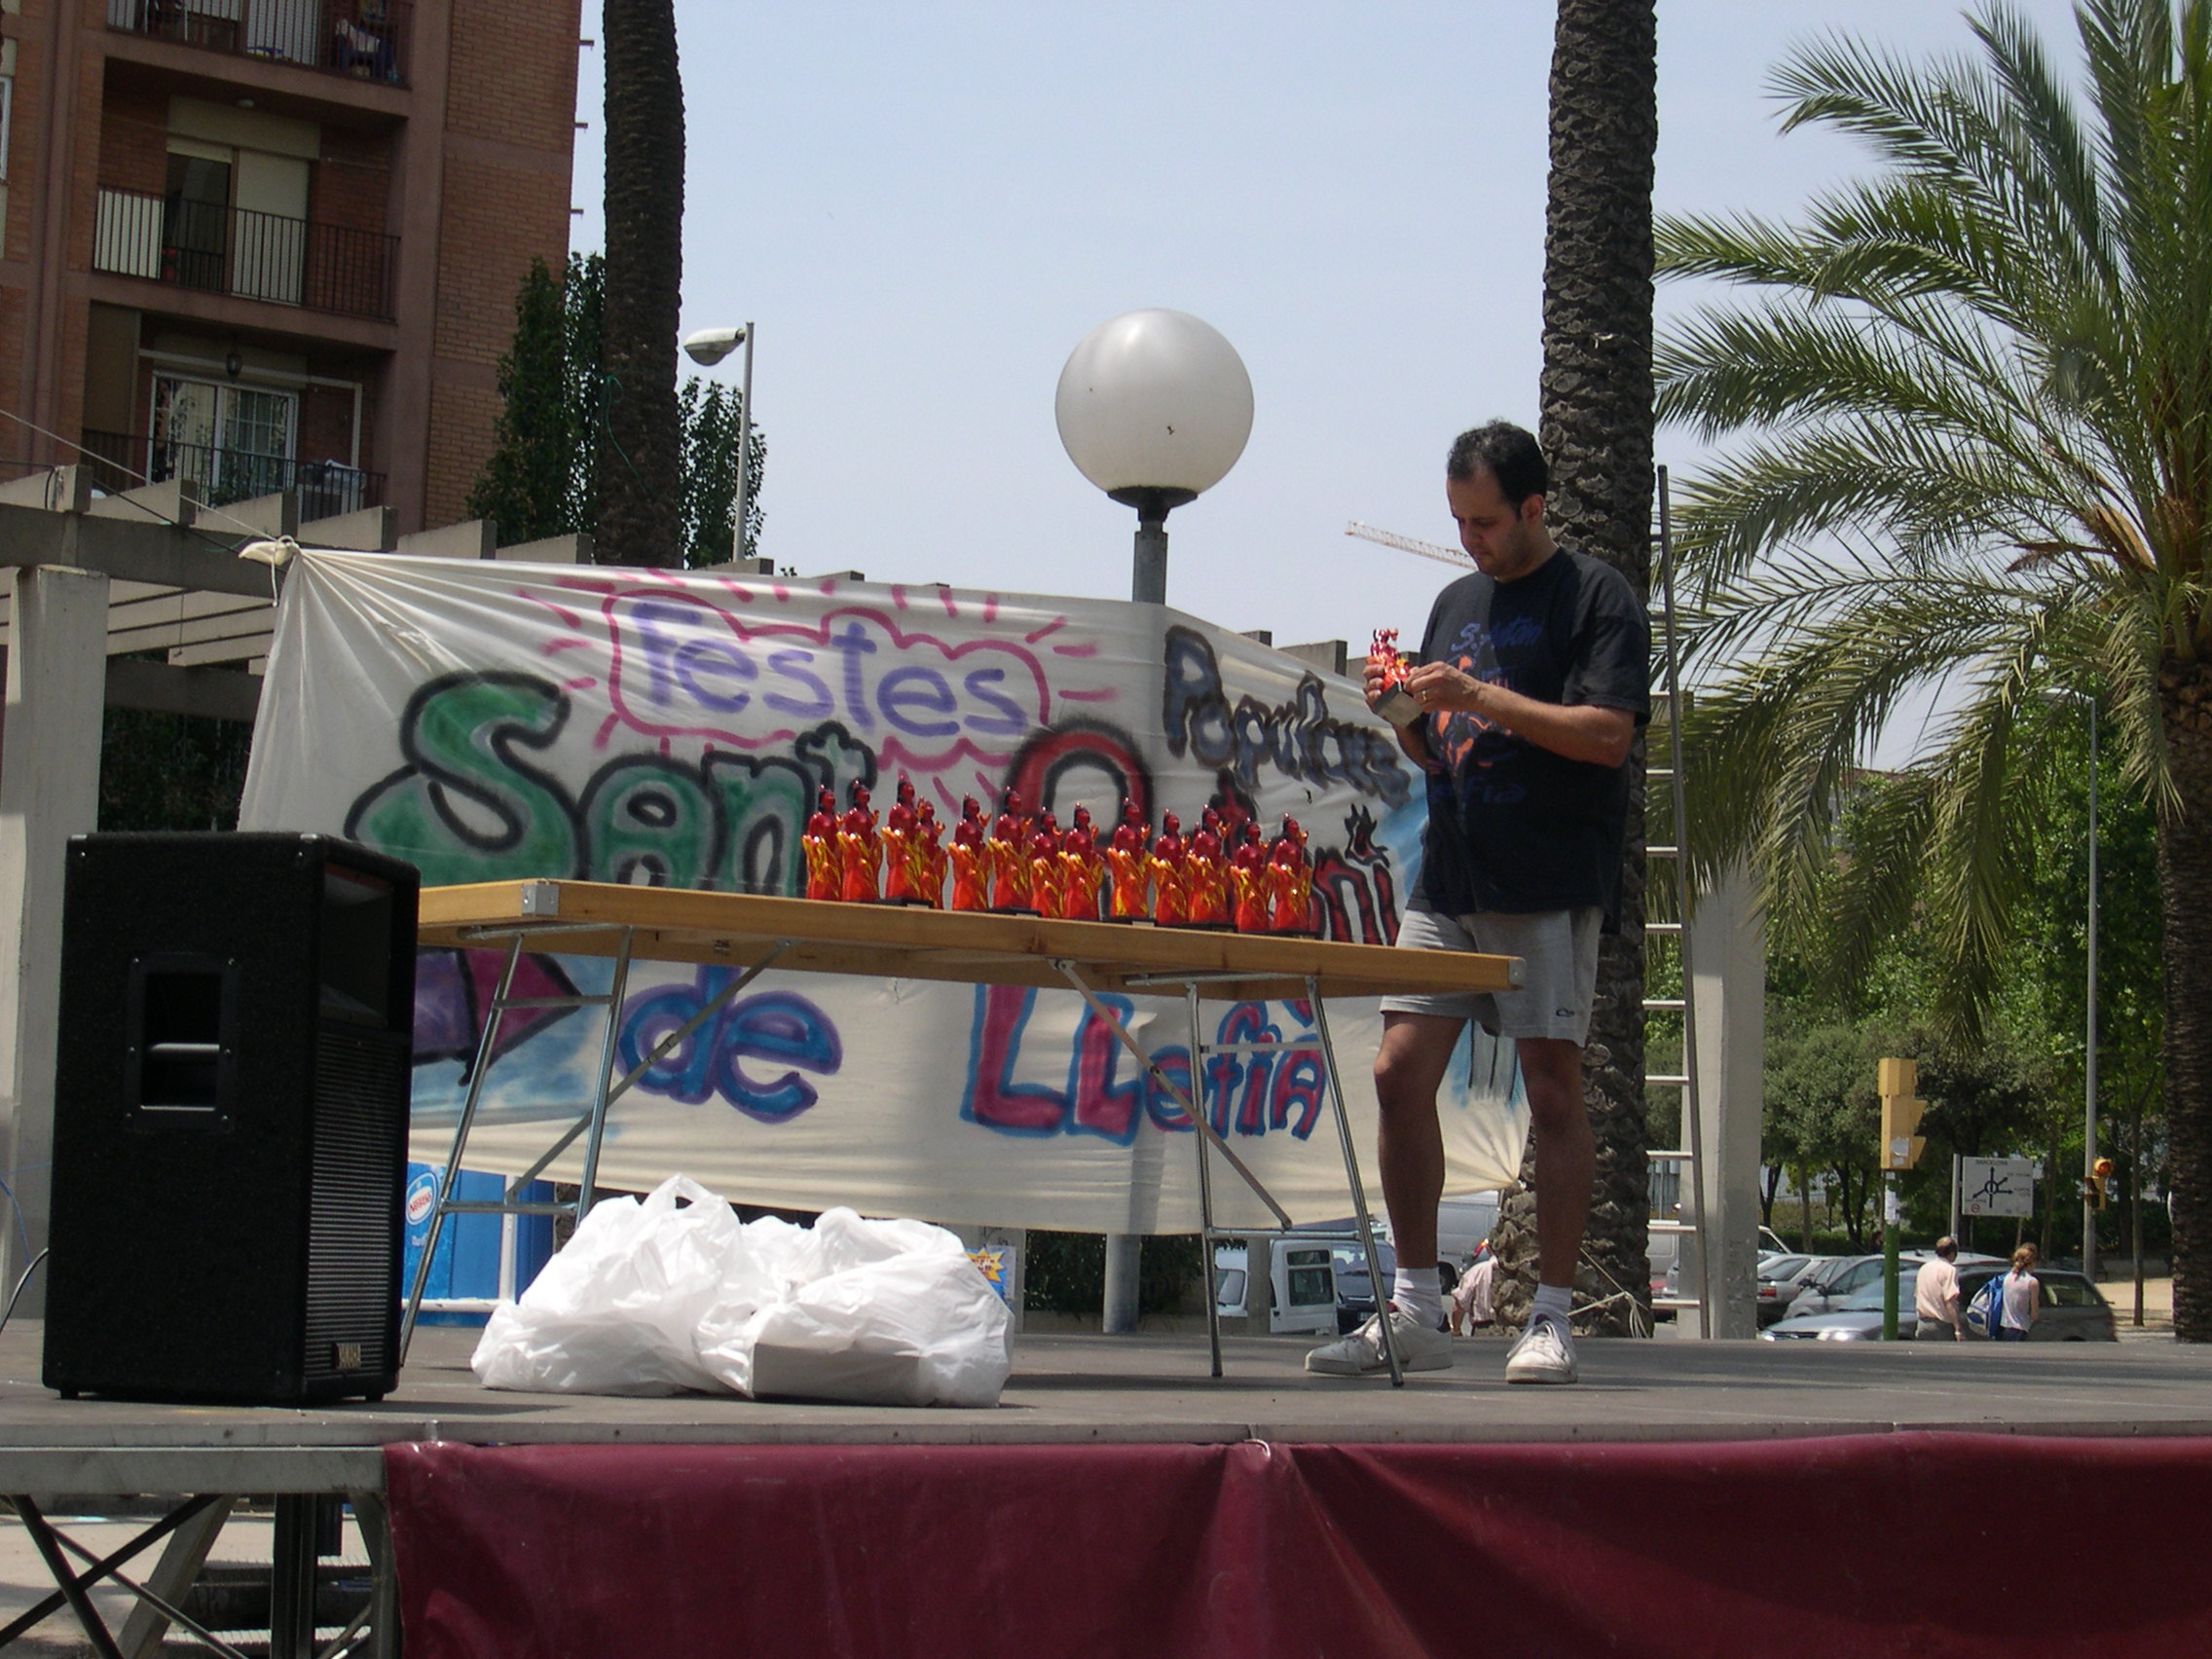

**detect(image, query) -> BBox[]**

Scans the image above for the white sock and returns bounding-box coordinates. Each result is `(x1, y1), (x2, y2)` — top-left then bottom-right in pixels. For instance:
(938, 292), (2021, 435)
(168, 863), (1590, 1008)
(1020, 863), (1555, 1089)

(1392, 1267), (1443, 1326)
(1531, 1282), (1572, 1330)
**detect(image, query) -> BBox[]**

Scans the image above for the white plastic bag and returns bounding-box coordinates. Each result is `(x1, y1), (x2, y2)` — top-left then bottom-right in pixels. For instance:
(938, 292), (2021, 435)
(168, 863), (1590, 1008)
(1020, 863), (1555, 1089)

(471, 1174), (742, 1395)
(696, 1209), (1012, 1408)
(471, 1178), (1012, 1408)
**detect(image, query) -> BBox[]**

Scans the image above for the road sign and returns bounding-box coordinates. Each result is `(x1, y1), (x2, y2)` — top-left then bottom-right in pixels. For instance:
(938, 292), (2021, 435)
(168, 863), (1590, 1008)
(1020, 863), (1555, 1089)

(1961, 1156), (2035, 1218)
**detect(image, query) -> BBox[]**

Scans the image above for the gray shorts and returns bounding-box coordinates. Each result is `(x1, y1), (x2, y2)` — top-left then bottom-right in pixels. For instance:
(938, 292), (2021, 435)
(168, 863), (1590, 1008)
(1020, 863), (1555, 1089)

(1378, 906), (1603, 1044)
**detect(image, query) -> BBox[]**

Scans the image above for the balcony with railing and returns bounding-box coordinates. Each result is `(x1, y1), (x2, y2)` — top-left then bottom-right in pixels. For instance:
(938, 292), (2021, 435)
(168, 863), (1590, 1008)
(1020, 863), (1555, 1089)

(106, 0), (411, 87)
(80, 429), (386, 518)
(93, 189), (397, 322)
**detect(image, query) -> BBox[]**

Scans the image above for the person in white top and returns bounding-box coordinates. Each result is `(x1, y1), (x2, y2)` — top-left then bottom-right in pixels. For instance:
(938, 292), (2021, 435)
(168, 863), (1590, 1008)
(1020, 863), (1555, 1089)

(1914, 1236), (1964, 1341)
(1996, 1243), (2041, 1342)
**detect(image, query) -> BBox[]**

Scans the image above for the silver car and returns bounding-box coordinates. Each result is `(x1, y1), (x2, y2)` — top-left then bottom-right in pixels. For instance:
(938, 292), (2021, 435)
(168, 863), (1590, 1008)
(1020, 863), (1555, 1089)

(1959, 1268), (2119, 1342)
(1783, 1253), (1924, 1320)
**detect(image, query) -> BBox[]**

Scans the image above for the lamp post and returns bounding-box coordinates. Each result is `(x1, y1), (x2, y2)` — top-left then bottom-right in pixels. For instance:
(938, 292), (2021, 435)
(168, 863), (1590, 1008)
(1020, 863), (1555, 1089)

(1056, 310), (1251, 1333)
(1055, 309), (1253, 605)
(682, 323), (755, 564)
(2047, 687), (2099, 1279)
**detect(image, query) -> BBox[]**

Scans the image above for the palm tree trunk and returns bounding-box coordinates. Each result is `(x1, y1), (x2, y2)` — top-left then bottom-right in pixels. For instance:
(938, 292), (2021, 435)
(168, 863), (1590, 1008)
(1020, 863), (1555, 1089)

(597, 0), (684, 568)
(1495, 0), (1658, 1337)
(2157, 655), (2212, 1341)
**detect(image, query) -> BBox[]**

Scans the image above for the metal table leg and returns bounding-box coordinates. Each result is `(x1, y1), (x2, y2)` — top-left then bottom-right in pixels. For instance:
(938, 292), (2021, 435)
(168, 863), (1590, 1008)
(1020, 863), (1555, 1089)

(1309, 977), (1402, 1385)
(1186, 981), (1224, 1378)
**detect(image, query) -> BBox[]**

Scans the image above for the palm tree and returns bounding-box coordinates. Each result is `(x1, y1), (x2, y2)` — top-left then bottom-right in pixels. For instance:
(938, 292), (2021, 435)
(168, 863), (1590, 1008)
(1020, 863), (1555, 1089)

(1493, 0), (1659, 1337)
(597, 0), (685, 568)
(1654, 0), (2212, 1338)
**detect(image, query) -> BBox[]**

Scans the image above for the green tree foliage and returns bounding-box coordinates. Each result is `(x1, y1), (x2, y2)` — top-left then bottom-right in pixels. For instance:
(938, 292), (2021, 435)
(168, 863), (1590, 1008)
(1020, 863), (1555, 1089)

(1655, 1), (2212, 1330)
(675, 377), (766, 568)
(467, 252), (764, 566)
(97, 701), (252, 832)
(1022, 1233), (1202, 1316)
(466, 253), (604, 545)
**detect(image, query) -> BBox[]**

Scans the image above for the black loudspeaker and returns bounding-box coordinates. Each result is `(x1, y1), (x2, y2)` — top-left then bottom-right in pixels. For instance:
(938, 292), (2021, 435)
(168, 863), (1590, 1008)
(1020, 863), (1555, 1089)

(44, 833), (419, 1404)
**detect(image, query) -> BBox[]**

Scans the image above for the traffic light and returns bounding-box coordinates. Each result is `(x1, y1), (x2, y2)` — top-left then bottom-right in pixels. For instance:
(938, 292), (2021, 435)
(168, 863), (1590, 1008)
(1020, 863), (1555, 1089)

(1880, 1094), (1927, 1170)
(1878, 1058), (1926, 1171)
(2087, 1157), (2114, 1210)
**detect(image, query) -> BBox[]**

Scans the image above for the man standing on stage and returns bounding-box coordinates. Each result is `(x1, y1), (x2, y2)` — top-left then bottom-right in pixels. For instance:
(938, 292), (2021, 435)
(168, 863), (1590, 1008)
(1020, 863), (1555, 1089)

(1307, 421), (1648, 1385)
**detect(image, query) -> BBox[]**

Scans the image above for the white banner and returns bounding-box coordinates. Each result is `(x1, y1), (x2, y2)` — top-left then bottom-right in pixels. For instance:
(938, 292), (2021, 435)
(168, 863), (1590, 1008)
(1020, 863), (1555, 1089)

(240, 552), (1525, 1232)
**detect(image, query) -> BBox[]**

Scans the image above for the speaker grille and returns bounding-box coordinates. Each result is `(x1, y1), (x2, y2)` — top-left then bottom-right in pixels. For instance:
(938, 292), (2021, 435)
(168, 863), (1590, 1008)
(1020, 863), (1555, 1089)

(304, 1027), (407, 1383)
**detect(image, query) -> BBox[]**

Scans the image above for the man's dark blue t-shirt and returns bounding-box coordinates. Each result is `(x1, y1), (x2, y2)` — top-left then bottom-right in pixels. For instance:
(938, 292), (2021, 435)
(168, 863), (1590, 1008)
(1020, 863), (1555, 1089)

(1407, 548), (1650, 925)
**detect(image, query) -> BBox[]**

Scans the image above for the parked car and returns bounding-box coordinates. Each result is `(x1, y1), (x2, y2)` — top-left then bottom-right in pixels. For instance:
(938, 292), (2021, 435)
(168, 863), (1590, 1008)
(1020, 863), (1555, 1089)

(1756, 1254), (1828, 1327)
(1761, 1273), (1914, 1341)
(1652, 1250), (1825, 1326)
(1760, 1264), (2115, 1342)
(1782, 1253), (1922, 1320)
(1330, 1242), (1396, 1335)
(1958, 1267), (2119, 1342)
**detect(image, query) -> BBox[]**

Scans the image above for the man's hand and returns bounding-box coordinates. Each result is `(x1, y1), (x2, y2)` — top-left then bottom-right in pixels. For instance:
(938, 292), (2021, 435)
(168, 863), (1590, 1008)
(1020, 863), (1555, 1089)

(1403, 660), (1482, 715)
(1402, 661), (1636, 769)
(1361, 655), (1396, 713)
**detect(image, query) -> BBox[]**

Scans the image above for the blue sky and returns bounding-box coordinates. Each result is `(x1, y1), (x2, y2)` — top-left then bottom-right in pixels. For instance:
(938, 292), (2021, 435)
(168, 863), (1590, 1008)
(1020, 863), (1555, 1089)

(566, 2), (2083, 669)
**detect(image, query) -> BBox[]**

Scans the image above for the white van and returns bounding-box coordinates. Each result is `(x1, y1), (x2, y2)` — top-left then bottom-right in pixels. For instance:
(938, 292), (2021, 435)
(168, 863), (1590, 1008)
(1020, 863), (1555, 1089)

(1212, 1235), (1340, 1334)
(1436, 1194), (1502, 1266)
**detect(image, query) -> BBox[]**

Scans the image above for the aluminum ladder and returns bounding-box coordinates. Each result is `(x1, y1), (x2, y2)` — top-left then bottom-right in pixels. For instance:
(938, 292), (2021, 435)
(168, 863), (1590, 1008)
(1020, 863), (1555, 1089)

(1643, 465), (1712, 1333)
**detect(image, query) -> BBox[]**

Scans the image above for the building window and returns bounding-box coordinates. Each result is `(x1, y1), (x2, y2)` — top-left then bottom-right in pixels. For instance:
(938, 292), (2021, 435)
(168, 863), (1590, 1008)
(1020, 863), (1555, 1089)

(164, 152), (233, 292)
(150, 374), (298, 505)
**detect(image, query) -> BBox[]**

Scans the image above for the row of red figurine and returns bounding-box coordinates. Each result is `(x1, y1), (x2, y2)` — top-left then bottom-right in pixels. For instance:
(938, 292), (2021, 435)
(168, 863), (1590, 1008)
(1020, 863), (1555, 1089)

(800, 783), (1316, 933)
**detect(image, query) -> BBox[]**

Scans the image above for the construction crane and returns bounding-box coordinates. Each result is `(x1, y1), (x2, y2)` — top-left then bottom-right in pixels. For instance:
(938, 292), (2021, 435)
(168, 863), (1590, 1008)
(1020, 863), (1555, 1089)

(1345, 520), (1473, 571)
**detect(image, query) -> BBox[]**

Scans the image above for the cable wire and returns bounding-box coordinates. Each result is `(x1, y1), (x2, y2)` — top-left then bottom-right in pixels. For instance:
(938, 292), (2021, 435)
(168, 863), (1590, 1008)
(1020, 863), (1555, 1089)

(0, 1248), (49, 1339)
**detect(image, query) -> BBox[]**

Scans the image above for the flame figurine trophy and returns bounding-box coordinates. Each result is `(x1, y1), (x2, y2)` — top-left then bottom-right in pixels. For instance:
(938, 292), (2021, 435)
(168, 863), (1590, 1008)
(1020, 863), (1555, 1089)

(1266, 817), (1315, 935)
(1061, 804), (1106, 921)
(1370, 628), (1423, 729)
(880, 778), (919, 903)
(1102, 797), (1153, 922)
(802, 786), (840, 901)
(837, 782), (882, 903)
(988, 790), (1035, 912)
(1184, 806), (1230, 928)
(909, 798), (947, 908)
(1230, 820), (1271, 933)
(949, 796), (990, 911)
(1026, 811), (1064, 919)
(1149, 811), (1188, 926)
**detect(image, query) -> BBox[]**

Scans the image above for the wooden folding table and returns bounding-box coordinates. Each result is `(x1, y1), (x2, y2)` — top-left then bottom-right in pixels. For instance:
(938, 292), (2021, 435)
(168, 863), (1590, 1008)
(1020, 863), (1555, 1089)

(408, 880), (1522, 1384)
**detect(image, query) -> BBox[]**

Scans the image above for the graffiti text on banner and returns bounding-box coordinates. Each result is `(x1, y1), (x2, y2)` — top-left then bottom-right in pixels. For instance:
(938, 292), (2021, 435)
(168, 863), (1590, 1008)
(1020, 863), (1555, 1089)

(615, 970), (845, 1122)
(963, 986), (1324, 1145)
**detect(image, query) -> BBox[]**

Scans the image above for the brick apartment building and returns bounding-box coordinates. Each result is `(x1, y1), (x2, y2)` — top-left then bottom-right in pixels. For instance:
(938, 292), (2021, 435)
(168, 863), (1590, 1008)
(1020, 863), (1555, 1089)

(0, 0), (583, 535)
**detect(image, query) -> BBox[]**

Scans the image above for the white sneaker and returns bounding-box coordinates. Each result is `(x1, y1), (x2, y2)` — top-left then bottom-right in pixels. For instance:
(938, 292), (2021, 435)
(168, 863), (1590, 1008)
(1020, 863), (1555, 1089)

(1305, 1307), (1454, 1376)
(1504, 1317), (1579, 1384)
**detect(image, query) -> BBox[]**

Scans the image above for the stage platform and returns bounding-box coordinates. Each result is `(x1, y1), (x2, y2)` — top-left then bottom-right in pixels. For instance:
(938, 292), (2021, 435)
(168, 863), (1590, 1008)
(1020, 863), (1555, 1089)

(3, 1320), (2210, 1462)
(9, 1324), (2212, 1657)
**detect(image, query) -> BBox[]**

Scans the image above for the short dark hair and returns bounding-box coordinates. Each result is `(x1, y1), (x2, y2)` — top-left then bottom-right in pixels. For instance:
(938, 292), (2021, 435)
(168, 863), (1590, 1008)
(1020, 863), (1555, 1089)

(1447, 422), (1549, 506)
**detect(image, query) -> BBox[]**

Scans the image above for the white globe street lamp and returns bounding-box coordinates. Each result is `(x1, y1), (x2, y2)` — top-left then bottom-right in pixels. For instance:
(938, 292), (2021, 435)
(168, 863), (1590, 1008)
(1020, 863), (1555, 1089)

(1055, 309), (1254, 604)
(683, 323), (755, 564)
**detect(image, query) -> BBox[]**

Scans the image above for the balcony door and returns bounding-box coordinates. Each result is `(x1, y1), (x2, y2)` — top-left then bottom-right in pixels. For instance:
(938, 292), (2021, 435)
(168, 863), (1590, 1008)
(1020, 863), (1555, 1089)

(232, 149), (310, 305)
(163, 138), (310, 306)
(151, 376), (298, 506)
(163, 150), (231, 292)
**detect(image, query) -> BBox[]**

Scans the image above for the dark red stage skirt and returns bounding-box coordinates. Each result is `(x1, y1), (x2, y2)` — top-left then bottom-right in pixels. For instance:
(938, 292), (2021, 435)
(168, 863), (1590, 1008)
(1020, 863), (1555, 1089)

(386, 1434), (2212, 1658)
